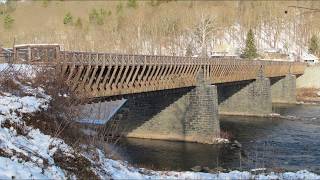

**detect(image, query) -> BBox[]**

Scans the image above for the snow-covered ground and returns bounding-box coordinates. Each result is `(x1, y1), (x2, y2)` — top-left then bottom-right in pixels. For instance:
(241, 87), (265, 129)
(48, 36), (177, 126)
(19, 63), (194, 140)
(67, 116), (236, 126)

(0, 83), (67, 179)
(0, 63), (37, 78)
(87, 149), (320, 180)
(0, 70), (320, 179)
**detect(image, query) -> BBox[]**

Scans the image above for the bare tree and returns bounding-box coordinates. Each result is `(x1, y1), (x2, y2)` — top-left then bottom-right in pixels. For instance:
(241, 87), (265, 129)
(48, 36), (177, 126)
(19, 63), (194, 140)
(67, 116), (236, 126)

(194, 14), (216, 57)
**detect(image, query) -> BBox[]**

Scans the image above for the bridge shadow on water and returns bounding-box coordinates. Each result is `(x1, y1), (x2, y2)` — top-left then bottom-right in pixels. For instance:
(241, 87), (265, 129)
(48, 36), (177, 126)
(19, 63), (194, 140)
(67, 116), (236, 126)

(110, 115), (285, 171)
(111, 103), (320, 173)
(105, 116), (281, 170)
(115, 138), (232, 171)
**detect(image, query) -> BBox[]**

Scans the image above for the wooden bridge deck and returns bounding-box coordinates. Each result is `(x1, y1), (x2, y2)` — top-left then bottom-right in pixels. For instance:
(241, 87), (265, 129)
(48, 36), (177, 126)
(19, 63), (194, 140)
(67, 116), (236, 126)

(2, 44), (307, 98)
(57, 51), (306, 97)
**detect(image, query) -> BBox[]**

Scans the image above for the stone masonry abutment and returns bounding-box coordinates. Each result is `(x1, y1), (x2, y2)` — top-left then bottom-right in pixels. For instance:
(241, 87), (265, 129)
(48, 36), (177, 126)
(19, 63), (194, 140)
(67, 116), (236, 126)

(271, 74), (297, 104)
(217, 73), (272, 116)
(106, 69), (220, 144)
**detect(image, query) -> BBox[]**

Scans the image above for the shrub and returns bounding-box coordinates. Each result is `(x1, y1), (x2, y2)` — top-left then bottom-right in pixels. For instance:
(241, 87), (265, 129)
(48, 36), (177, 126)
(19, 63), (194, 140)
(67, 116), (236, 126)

(75, 17), (82, 28)
(127, 0), (138, 8)
(1, 66), (100, 179)
(220, 130), (234, 140)
(89, 8), (107, 25)
(0, 71), (21, 93)
(308, 35), (319, 55)
(149, 0), (161, 7)
(42, 0), (50, 8)
(3, 14), (14, 29)
(63, 12), (73, 25)
(107, 10), (112, 16)
(31, 67), (124, 147)
(116, 2), (123, 14)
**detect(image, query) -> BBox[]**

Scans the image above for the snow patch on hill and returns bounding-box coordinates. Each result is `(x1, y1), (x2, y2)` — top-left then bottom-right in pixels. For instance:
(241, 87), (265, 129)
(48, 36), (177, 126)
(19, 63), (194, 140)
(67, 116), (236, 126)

(214, 23), (308, 60)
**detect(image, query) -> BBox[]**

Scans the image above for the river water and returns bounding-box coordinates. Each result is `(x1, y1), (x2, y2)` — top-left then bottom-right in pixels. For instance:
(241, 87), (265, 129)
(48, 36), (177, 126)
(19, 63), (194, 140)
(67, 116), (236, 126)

(111, 104), (320, 173)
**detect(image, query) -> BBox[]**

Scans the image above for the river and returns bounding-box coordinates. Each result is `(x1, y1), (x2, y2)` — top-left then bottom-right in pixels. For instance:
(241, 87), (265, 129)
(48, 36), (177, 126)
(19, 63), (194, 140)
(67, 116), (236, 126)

(110, 104), (320, 173)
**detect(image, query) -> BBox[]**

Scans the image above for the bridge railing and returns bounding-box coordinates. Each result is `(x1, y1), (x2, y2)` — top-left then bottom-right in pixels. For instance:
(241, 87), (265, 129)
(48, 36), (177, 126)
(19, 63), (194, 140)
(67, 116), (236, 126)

(3, 47), (303, 97)
(1, 44), (306, 97)
(58, 50), (306, 83)
(11, 44), (60, 64)
(0, 48), (14, 63)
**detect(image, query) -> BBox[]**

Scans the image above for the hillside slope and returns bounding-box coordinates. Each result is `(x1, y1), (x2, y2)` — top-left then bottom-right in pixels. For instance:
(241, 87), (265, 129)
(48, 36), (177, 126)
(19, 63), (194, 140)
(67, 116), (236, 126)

(0, 1), (319, 56)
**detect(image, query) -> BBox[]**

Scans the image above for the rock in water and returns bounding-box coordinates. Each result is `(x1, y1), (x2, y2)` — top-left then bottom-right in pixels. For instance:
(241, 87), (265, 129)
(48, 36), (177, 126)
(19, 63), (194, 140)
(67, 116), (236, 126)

(232, 140), (242, 148)
(202, 166), (211, 173)
(191, 166), (202, 172)
(211, 167), (226, 173)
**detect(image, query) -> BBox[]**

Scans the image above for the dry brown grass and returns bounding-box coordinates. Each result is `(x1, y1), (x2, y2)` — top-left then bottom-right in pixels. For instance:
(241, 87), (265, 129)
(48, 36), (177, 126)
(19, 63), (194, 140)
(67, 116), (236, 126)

(220, 130), (234, 140)
(25, 67), (91, 144)
(0, 65), (88, 146)
(1, 119), (29, 136)
(0, 65), (33, 95)
(52, 148), (99, 179)
(0, 69), (21, 92)
(19, 66), (125, 158)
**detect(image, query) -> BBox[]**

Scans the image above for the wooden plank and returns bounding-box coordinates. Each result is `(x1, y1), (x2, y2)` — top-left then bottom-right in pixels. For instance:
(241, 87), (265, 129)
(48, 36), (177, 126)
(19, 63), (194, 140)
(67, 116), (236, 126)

(92, 64), (106, 91)
(86, 65), (99, 91)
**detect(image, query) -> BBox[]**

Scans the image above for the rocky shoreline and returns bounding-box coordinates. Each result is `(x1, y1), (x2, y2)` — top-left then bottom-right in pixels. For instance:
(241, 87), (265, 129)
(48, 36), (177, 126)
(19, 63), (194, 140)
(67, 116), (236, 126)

(297, 88), (320, 104)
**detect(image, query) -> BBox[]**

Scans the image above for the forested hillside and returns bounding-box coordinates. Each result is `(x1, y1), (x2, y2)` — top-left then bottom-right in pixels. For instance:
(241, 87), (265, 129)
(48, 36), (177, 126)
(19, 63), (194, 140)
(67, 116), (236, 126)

(0, 0), (319, 56)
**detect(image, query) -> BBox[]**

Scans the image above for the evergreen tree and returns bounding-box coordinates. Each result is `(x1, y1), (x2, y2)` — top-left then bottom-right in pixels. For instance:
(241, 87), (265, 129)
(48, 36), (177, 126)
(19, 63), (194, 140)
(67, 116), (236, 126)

(308, 35), (319, 55)
(3, 14), (14, 29)
(242, 29), (258, 59)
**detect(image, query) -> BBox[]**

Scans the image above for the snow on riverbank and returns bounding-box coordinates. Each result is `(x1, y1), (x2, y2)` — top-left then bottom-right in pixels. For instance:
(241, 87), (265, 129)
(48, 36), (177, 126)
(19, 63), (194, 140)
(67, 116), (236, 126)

(0, 77), (319, 179)
(86, 149), (320, 180)
(0, 84), (68, 179)
(0, 63), (39, 78)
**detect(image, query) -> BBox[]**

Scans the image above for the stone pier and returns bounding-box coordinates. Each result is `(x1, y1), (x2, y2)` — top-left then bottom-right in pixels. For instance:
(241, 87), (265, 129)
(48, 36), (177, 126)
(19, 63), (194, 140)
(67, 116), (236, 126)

(218, 72), (272, 116)
(106, 69), (220, 144)
(271, 74), (297, 103)
(184, 69), (220, 143)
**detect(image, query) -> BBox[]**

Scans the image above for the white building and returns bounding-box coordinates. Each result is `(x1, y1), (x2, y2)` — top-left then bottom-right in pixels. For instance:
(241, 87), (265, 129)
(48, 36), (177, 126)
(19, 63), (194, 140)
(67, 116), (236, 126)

(301, 52), (319, 65)
(210, 51), (239, 59)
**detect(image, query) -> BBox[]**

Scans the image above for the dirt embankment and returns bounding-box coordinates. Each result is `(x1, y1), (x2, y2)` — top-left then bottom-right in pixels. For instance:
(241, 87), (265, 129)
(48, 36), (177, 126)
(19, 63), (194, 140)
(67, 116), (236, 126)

(297, 88), (320, 103)
(296, 65), (320, 103)
(297, 65), (320, 89)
